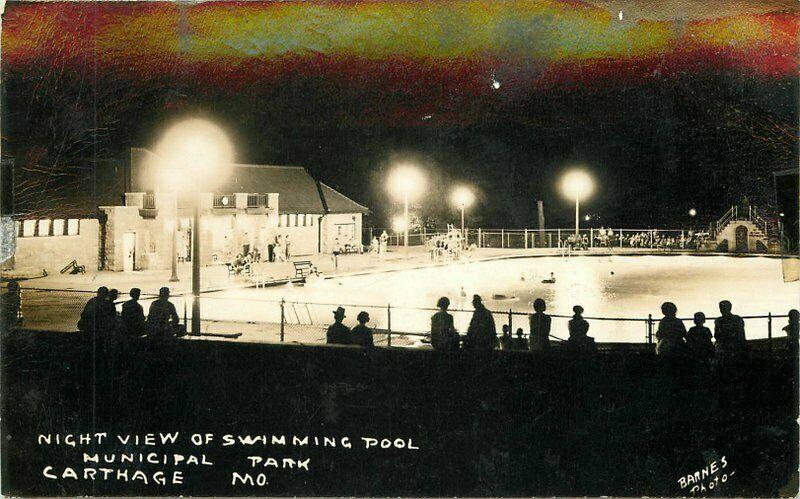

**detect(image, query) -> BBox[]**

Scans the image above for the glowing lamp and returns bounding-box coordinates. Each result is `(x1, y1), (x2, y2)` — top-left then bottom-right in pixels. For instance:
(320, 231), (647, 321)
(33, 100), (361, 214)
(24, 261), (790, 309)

(561, 170), (594, 201)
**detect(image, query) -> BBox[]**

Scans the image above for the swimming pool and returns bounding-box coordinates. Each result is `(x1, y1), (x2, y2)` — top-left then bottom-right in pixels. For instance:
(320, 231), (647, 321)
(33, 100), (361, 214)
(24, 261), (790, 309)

(209, 255), (799, 344)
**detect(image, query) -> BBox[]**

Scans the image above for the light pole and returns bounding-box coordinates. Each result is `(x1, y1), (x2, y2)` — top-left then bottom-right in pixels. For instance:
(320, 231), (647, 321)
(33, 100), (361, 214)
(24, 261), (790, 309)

(388, 164), (425, 252)
(561, 170), (594, 236)
(169, 191), (180, 282)
(452, 186), (474, 242)
(155, 118), (234, 336)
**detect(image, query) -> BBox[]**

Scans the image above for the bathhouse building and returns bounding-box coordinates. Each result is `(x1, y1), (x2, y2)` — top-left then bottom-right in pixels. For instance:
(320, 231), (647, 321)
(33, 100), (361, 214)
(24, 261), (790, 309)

(3, 148), (369, 274)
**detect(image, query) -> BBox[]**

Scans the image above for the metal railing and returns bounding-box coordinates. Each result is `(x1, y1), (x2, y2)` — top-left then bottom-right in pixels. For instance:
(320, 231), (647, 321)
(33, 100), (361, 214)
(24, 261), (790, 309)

(213, 194), (234, 208)
(142, 193), (156, 210)
(247, 194), (266, 208)
(8, 287), (792, 352)
(364, 228), (710, 252)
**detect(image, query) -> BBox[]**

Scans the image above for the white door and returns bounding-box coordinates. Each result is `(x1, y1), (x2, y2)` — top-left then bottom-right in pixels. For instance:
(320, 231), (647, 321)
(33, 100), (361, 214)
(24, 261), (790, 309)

(123, 232), (136, 272)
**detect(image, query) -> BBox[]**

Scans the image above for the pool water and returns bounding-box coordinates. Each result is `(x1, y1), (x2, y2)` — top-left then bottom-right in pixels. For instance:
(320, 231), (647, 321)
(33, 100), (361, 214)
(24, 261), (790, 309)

(213, 255), (800, 343)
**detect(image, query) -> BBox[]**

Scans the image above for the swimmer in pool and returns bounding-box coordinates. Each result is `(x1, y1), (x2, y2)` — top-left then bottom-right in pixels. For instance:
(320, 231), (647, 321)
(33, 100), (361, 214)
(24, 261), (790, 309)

(542, 272), (556, 284)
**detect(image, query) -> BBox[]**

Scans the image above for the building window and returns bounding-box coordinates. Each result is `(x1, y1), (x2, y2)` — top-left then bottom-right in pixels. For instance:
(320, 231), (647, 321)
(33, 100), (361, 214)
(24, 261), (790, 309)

(67, 219), (79, 236)
(38, 219), (51, 236)
(53, 219), (65, 236)
(290, 214), (297, 227)
(310, 216), (315, 227)
(22, 220), (36, 237)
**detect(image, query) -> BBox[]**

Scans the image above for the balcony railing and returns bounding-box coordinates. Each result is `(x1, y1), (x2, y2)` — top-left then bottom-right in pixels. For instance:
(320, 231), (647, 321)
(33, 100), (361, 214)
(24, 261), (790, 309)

(247, 194), (267, 208)
(142, 193), (156, 210)
(213, 194), (235, 208)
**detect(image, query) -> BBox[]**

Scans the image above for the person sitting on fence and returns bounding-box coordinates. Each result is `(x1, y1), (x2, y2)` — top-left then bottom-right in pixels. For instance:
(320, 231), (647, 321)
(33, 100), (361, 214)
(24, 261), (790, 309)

(655, 302), (687, 359)
(78, 286), (116, 336)
(464, 294), (497, 351)
(529, 298), (552, 352)
(351, 311), (374, 348)
(120, 287), (146, 337)
(714, 300), (746, 362)
(500, 324), (513, 350)
(686, 312), (714, 366)
(567, 305), (595, 352)
(512, 328), (529, 350)
(146, 287), (183, 337)
(326, 307), (351, 345)
(430, 297), (459, 351)
(2, 279), (22, 331)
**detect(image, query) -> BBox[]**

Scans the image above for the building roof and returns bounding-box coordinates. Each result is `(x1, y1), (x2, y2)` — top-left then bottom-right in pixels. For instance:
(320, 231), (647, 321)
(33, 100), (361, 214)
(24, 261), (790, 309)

(130, 148), (369, 215)
(217, 164), (369, 215)
(319, 182), (370, 214)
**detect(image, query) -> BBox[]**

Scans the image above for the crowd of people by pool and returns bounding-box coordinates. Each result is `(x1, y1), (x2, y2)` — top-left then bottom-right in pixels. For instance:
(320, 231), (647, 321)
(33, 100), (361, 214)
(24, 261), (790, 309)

(323, 292), (800, 363)
(561, 229), (709, 253)
(1, 279), (798, 365)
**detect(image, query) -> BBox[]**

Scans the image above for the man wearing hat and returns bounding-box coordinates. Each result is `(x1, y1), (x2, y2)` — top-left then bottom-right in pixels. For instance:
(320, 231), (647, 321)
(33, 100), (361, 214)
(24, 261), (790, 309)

(327, 306), (351, 345)
(146, 287), (182, 337)
(350, 311), (374, 348)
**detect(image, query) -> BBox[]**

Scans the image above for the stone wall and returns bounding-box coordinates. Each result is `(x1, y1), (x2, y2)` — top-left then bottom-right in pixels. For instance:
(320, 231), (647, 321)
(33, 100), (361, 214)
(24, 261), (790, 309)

(8, 219), (100, 274)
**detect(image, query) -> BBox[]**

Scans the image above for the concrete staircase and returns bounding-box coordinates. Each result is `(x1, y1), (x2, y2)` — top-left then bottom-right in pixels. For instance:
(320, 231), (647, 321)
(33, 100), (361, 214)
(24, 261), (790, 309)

(710, 205), (780, 253)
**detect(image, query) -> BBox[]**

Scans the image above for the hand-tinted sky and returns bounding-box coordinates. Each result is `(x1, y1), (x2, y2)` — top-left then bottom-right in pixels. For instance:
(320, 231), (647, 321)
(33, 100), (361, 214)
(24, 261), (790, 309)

(2, 0), (796, 125)
(1, 1), (797, 226)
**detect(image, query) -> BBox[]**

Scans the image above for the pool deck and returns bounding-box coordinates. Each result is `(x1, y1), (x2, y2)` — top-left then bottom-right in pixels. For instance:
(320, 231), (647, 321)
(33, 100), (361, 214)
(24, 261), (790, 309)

(6, 246), (792, 295)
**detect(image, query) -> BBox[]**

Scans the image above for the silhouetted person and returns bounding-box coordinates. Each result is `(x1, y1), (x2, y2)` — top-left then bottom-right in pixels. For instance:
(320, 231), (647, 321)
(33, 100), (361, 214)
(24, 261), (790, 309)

(655, 302), (686, 359)
(106, 288), (121, 330)
(464, 294), (497, 350)
(146, 287), (181, 337)
(714, 300), (746, 362)
(431, 296), (459, 351)
(500, 324), (513, 350)
(567, 305), (595, 352)
(351, 311), (374, 348)
(326, 307), (351, 345)
(2, 279), (21, 331)
(120, 288), (146, 336)
(529, 298), (551, 352)
(784, 309), (799, 341)
(78, 286), (115, 336)
(784, 309), (799, 357)
(686, 312), (714, 365)
(512, 328), (529, 350)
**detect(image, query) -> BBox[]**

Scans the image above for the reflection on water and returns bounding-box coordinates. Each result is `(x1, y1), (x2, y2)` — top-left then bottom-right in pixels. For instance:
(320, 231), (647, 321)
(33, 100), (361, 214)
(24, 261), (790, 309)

(211, 256), (799, 343)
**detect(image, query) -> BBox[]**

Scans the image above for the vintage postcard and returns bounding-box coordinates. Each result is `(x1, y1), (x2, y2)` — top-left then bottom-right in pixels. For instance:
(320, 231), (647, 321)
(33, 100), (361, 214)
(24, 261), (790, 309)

(1, 0), (798, 496)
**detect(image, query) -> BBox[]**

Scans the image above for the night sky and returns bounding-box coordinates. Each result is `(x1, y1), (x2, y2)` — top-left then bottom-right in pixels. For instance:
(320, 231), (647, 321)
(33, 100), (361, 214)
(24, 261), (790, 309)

(1, 0), (797, 228)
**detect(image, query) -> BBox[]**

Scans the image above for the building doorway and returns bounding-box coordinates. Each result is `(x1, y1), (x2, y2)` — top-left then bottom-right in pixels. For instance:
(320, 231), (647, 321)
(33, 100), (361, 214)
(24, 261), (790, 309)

(735, 225), (749, 253)
(123, 232), (136, 271)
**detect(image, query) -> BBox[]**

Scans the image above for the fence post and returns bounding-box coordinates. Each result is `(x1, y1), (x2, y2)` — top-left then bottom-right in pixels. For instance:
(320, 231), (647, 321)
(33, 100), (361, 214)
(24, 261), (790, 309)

(478, 228), (482, 248)
(280, 299), (285, 342)
(524, 229), (528, 249)
(647, 314), (653, 345)
(183, 301), (187, 329)
(768, 312), (772, 352)
(590, 228), (594, 248)
(557, 228), (561, 246)
(387, 303), (392, 347)
(508, 309), (513, 335)
(501, 229), (505, 248)
(619, 229), (623, 248)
